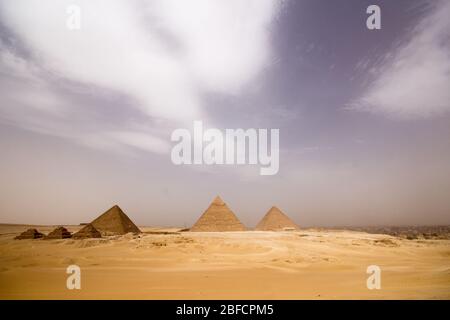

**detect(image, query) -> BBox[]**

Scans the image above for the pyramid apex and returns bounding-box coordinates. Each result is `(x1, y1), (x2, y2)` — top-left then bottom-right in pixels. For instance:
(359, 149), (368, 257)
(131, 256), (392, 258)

(109, 204), (125, 213)
(267, 206), (281, 214)
(212, 195), (225, 205)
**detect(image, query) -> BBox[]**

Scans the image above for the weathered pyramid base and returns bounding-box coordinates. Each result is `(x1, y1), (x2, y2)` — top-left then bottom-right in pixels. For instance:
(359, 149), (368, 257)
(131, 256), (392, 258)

(190, 218), (247, 232)
(15, 228), (44, 240)
(44, 227), (72, 239)
(73, 224), (102, 239)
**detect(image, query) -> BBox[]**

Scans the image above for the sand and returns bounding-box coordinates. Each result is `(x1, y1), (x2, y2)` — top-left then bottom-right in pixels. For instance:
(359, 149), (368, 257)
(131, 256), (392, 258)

(0, 224), (449, 299)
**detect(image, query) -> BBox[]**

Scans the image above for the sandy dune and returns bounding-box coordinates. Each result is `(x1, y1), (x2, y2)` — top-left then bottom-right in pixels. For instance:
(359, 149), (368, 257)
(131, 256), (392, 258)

(0, 224), (449, 299)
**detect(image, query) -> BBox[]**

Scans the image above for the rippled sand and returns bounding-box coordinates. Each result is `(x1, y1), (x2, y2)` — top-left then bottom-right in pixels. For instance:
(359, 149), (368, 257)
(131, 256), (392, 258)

(0, 224), (449, 299)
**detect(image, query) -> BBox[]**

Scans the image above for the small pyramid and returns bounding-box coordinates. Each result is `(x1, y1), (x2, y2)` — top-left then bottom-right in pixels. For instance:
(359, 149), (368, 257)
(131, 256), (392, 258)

(15, 228), (44, 240)
(90, 205), (141, 235)
(255, 206), (299, 231)
(190, 196), (246, 232)
(73, 224), (102, 239)
(44, 226), (72, 239)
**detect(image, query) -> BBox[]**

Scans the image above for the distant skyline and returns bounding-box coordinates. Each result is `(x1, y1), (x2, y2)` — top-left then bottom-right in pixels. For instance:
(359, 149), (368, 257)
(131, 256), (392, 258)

(1, 0), (450, 227)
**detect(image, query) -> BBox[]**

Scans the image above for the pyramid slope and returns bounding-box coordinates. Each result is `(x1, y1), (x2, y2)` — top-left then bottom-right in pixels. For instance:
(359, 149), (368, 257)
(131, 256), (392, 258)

(255, 206), (299, 231)
(190, 196), (246, 232)
(91, 205), (141, 235)
(45, 226), (72, 239)
(15, 228), (44, 240)
(73, 224), (102, 239)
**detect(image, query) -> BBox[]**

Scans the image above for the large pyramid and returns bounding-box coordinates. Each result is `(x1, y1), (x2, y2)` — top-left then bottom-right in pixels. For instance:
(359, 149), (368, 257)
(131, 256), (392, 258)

(255, 206), (299, 231)
(91, 205), (141, 235)
(190, 196), (246, 232)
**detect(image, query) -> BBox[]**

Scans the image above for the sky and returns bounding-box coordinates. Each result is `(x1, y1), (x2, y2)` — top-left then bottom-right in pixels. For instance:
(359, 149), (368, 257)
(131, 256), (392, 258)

(0, 0), (449, 227)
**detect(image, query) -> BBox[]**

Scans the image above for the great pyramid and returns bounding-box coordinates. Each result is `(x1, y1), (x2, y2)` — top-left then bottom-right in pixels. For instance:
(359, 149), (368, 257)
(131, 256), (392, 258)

(190, 196), (246, 232)
(44, 226), (72, 239)
(255, 206), (299, 231)
(73, 224), (102, 239)
(15, 228), (44, 240)
(90, 205), (141, 235)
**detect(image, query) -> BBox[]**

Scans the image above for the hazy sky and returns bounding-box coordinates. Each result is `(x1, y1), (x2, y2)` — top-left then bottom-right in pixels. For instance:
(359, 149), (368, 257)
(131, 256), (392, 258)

(1, 0), (449, 227)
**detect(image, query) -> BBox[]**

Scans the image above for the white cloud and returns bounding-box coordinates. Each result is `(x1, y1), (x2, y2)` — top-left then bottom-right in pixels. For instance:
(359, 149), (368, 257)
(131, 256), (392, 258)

(151, 0), (276, 94)
(108, 131), (170, 154)
(0, 0), (278, 153)
(348, 1), (450, 119)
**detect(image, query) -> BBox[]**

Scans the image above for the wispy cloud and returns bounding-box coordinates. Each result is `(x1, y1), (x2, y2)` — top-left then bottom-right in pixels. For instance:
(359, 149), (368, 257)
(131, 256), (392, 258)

(0, 0), (278, 153)
(348, 0), (450, 119)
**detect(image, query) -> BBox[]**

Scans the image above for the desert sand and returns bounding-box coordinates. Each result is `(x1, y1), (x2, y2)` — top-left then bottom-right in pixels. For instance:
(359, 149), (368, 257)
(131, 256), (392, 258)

(0, 224), (449, 299)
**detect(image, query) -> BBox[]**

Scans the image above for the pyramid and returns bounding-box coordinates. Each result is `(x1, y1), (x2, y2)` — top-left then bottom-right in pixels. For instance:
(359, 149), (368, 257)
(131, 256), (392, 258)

(90, 205), (141, 235)
(73, 224), (102, 239)
(44, 226), (72, 239)
(255, 206), (300, 231)
(15, 228), (44, 240)
(190, 196), (246, 232)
